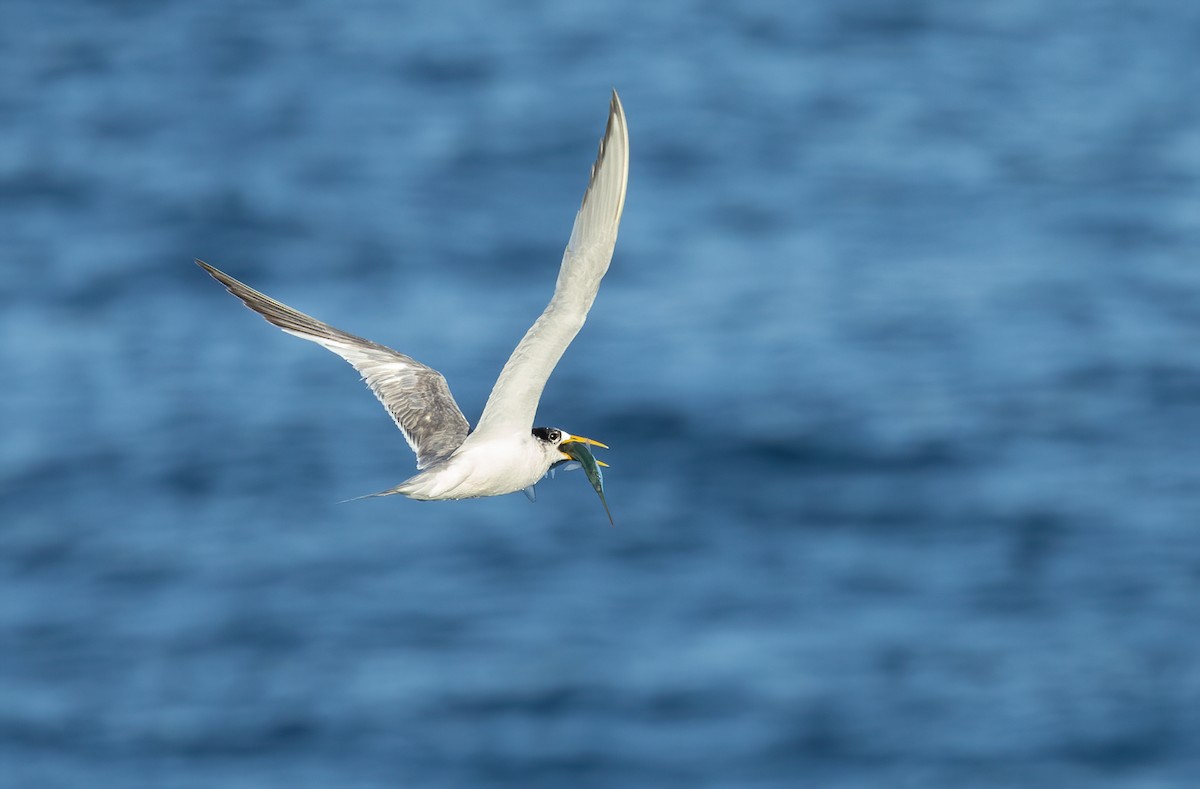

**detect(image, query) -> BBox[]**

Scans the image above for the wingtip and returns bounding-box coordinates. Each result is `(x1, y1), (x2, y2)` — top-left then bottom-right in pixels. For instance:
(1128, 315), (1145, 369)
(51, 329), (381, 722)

(560, 86), (630, 256)
(608, 88), (625, 129)
(195, 259), (236, 290)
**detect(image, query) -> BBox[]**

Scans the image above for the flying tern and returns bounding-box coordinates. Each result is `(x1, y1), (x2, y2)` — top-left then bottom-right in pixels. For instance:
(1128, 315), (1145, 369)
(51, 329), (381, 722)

(198, 90), (627, 521)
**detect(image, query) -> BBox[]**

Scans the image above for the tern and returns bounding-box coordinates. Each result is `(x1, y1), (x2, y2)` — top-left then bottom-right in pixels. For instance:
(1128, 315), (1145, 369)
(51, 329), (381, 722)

(197, 90), (627, 522)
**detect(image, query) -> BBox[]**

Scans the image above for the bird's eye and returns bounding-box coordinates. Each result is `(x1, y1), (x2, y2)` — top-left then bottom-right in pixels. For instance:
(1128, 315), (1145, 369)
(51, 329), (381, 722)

(549, 430), (560, 442)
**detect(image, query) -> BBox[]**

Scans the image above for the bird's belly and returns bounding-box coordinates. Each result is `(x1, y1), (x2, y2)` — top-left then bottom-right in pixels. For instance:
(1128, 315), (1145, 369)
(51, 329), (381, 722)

(396, 442), (545, 500)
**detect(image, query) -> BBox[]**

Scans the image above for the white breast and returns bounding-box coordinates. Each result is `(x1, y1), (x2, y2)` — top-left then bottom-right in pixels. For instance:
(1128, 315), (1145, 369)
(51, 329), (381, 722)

(393, 434), (549, 500)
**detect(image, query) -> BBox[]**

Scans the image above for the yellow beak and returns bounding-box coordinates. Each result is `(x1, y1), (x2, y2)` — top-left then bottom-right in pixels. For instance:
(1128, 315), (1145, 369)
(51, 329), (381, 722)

(562, 433), (609, 450)
(559, 433), (609, 466)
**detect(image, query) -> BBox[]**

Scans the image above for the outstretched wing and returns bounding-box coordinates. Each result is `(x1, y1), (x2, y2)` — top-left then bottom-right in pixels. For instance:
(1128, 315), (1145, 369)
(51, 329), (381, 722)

(197, 260), (469, 469)
(472, 89), (630, 439)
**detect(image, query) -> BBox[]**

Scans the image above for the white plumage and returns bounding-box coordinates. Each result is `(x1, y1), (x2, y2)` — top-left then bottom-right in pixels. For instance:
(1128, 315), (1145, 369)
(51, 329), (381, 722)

(198, 91), (628, 508)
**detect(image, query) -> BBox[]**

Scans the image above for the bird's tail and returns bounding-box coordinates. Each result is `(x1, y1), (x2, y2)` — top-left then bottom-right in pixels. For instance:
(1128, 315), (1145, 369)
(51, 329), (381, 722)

(338, 486), (407, 504)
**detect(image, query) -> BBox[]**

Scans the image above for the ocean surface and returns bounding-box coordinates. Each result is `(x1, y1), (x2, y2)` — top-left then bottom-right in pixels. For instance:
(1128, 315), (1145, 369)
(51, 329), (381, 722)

(3, 1), (1200, 786)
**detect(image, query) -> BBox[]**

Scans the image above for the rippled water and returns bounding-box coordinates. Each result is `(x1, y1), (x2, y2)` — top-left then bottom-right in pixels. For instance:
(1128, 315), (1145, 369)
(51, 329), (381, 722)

(4, 1), (1200, 786)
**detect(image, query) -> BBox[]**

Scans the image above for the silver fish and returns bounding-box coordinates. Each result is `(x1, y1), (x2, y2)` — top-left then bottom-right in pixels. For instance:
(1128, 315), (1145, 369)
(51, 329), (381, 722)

(559, 441), (613, 526)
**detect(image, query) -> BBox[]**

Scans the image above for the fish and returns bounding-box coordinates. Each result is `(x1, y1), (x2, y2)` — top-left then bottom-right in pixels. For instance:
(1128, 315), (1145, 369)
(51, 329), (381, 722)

(559, 440), (614, 526)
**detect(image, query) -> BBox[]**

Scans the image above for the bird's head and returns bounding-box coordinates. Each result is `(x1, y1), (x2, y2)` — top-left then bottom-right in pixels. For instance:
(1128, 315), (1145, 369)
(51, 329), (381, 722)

(532, 426), (608, 461)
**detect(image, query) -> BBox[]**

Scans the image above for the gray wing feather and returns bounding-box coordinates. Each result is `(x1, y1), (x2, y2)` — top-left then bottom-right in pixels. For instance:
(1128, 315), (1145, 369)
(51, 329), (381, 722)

(197, 260), (469, 469)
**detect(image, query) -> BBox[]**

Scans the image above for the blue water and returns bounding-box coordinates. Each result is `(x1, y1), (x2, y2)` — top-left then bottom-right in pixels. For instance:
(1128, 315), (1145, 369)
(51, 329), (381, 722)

(4, 1), (1200, 786)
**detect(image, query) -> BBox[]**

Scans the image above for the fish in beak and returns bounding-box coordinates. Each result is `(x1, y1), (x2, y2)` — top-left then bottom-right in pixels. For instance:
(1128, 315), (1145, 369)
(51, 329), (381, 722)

(559, 437), (614, 526)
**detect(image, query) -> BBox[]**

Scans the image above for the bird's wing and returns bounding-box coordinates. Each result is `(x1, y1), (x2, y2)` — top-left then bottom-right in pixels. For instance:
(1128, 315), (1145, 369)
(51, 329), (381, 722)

(197, 260), (469, 469)
(472, 90), (629, 439)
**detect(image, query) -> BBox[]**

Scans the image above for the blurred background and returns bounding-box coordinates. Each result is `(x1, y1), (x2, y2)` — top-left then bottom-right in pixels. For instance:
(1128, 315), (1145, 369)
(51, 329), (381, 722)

(3, 0), (1200, 786)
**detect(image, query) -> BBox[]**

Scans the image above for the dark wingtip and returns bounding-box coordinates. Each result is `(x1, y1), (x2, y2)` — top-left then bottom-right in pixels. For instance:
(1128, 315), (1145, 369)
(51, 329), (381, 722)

(194, 259), (244, 295)
(195, 258), (224, 281)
